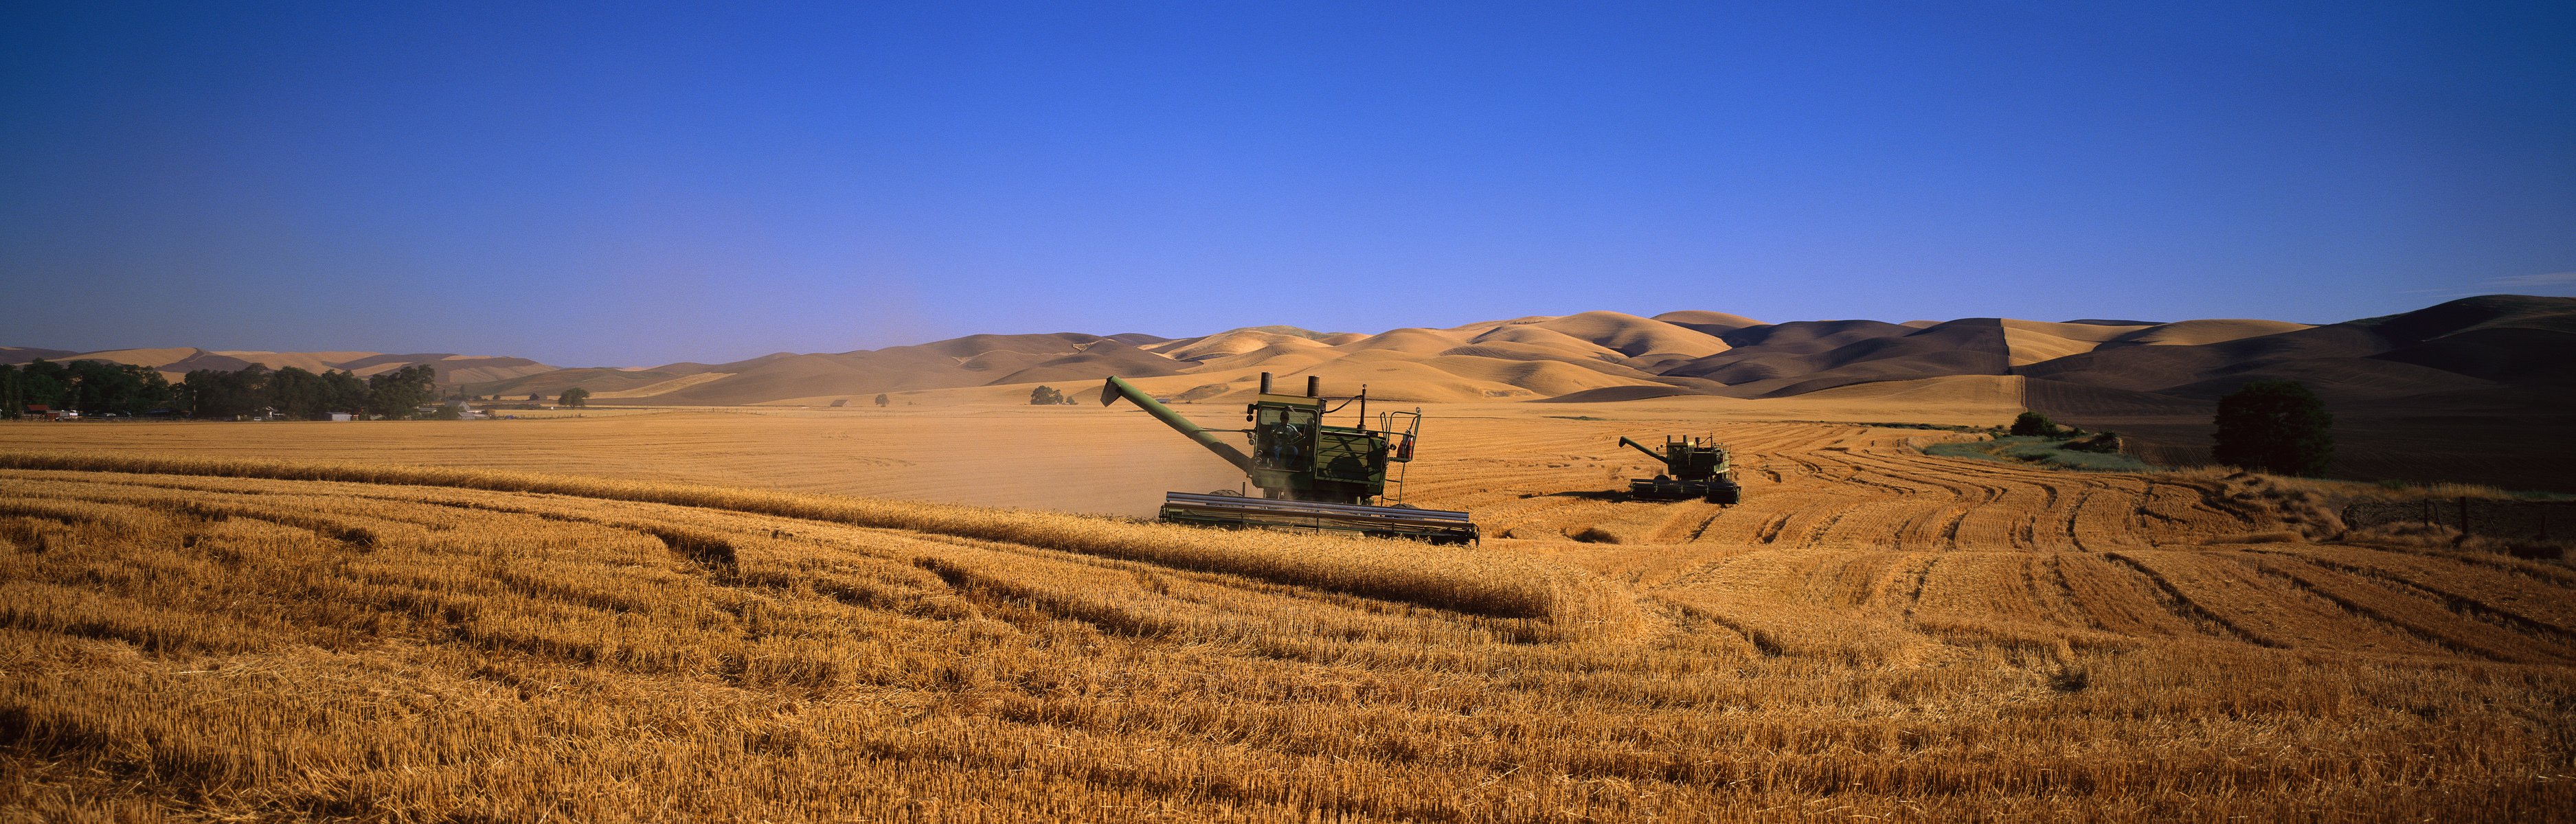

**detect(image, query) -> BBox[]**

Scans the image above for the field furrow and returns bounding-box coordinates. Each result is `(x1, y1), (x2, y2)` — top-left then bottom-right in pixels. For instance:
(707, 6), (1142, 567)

(2107, 551), (2452, 656)
(3, 407), (2570, 822)
(2241, 555), (2573, 665)
(2285, 546), (2576, 638)
(2051, 554), (2203, 638)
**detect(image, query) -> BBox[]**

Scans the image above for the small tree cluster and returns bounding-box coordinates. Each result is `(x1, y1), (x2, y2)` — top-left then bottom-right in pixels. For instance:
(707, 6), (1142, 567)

(1029, 385), (1076, 405)
(259, 366), (370, 420)
(4, 358), (460, 421)
(187, 363), (434, 420)
(363, 365), (440, 418)
(2, 360), (177, 417)
(560, 387), (591, 409)
(2213, 380), (2334, 477)
(2009, 411), (2070, 438)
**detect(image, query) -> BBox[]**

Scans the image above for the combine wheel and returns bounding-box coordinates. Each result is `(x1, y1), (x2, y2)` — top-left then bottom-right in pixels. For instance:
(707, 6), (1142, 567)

(1707, 482), (1743, 505)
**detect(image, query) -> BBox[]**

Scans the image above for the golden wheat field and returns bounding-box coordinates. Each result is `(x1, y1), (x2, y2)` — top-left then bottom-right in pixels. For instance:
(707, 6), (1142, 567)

(3, 401), (2572, 821)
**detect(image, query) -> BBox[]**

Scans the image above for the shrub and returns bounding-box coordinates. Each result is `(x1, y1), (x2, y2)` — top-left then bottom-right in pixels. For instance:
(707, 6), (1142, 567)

(2009, 412), (2063, 437)
(2063, 432), (2122, 454)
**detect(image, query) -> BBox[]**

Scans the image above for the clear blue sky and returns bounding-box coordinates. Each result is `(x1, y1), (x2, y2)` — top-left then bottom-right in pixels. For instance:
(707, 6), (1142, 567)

(4, 1), (2571, 366)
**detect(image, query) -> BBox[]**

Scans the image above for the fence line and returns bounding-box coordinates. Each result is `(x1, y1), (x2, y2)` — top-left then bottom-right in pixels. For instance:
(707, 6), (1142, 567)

(2342, 498), (2571, 542)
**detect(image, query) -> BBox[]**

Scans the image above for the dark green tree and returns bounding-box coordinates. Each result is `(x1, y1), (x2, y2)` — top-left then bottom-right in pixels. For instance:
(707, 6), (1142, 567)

(53, 360), (168, 415)
(179, 369), (220, 417)
(268, 367), (332, 420)
(560, 387), (591, 409)
(2009, 411), (2064, 437)
(15, 360), (69, 412)
(183, 365), (271, 419)
(320, 369), (368, 416)
(0, 363), (47, 416)
(1029, 385), (1063, 405)
(117, 364), (177, 415)
(874, 393), (889, 407)
(58, 360), (115, 413)
(2212, 380), (2334, 476)
(366, 364), (440, 419)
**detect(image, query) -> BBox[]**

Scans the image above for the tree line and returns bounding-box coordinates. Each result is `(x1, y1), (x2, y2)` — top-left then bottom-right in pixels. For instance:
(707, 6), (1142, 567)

(1, 359), (447, 420)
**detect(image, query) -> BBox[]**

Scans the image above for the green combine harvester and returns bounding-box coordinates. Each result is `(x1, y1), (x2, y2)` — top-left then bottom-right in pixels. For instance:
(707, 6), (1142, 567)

(1101, 372), (1479, 545)
(1618, 435), (1743, 504)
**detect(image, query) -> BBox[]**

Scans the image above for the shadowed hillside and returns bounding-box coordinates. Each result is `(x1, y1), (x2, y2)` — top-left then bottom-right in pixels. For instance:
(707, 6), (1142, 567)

(19, 296), (2568, 489)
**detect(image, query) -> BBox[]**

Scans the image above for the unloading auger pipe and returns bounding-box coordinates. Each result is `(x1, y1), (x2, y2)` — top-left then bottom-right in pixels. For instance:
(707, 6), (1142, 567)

(1100, 376), (1254, 472)
(1617, 436), (1676, 468)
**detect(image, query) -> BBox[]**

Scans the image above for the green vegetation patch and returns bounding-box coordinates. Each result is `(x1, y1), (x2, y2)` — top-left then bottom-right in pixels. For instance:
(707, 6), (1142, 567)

(1923, 435), (2158, 473)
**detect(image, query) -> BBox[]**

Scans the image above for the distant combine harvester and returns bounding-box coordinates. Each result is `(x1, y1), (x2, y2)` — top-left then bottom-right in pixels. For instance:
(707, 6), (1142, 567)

(1616, 435), (1743, 504)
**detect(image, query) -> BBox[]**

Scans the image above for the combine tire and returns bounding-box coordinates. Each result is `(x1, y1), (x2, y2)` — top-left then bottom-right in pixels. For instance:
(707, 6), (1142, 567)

(1706, 483), (1743, 505)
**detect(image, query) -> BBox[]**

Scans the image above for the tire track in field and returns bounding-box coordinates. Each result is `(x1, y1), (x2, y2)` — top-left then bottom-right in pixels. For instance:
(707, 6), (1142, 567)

(2240, 556), (2567, 664)
(2271, 550), (2576, 650)
(2100, 552), (2280, 648)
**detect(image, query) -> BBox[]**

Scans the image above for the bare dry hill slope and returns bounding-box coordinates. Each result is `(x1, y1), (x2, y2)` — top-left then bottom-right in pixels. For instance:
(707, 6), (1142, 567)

(1649, 309), (1765, 335)
(0, 346), (79, 363)
(2016, 295), (2576, 490)
(20, 295), (2566, 488)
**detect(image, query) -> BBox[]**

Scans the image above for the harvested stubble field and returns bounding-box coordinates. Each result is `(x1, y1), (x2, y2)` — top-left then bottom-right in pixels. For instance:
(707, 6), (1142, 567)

(2, 402), (2572, 821)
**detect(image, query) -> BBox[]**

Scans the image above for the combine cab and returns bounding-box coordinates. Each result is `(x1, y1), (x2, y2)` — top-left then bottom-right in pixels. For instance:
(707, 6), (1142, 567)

(1102, 372), (1478, 545)
(1618, 435), (1743, 505)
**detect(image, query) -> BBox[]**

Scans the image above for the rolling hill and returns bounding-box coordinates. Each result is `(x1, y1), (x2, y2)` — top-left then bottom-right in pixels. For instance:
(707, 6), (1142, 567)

(15, 295), (2568, 488)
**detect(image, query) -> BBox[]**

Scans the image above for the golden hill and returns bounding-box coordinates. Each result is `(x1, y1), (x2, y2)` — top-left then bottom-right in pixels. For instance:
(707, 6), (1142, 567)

(19, 295), (2571, 490)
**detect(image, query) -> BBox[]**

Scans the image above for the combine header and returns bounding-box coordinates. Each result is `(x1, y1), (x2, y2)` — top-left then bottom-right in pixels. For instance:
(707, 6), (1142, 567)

(1618, 435), (1743, 504)
(1101, 372), (1479, 545)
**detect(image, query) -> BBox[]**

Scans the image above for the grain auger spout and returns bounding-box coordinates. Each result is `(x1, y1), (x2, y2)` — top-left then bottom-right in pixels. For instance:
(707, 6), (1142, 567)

(1101, 376), (1252, 471)
(1099, 372), (1478, 545)
(1618, 435), (1743, 505)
